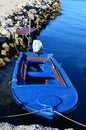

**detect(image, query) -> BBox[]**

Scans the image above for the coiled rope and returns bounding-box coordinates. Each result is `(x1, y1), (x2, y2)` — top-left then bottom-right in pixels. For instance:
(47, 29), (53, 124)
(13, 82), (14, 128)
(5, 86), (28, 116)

(0, 108), (86, 128)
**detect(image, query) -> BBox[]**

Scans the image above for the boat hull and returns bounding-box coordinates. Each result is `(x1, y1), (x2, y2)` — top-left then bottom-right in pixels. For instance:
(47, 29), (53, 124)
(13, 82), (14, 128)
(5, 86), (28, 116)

(12, 52), (78, 119)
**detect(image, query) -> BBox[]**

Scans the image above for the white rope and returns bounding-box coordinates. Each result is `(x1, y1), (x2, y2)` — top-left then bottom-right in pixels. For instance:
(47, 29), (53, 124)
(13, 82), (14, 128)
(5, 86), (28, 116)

(0, 106), (85, 128)
(0, 108), (47, 118)
(9, 79), (17, 85)
(52, 109), (86, 128)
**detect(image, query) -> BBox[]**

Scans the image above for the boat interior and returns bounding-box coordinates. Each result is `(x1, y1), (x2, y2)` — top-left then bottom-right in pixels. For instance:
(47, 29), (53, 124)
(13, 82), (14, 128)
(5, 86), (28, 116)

(17, 56), (66, 86)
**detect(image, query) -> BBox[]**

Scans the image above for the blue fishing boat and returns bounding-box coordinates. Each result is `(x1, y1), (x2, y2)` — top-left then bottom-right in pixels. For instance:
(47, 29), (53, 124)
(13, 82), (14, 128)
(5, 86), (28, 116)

(12, 52), (78, 119)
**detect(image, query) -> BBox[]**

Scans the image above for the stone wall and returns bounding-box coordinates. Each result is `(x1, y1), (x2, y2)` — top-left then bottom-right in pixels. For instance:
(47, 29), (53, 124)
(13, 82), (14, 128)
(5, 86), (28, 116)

(0, 0), (61, 66)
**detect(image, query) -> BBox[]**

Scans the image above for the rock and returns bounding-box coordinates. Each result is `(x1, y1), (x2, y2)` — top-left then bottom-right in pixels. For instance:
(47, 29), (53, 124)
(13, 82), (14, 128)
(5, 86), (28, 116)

(23, 18), (28, 25)
(0, 58), (6, 66)
(15, 37), (24, 46)
(28, 10), (35, 20)
(6, 27), (17, 39)
(0, 123), (60, 130)
(2, 42), (10, 52)
(0, 27), (12, 38)
(9, 43), (14, 48)
(4, 57), (11, 63)
(1, 50), (7, 56)
(6, 18), (14, 27)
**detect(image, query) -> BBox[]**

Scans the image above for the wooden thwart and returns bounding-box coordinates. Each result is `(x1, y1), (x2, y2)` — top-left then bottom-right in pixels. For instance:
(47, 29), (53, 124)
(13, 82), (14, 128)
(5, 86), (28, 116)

(26, 56), (66, 86)
(51, 65), (66, 86)
(26, 56), (51, 62)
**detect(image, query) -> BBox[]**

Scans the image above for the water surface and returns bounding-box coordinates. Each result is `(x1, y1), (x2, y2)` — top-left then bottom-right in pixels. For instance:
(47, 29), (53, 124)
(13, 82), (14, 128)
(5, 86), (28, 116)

(38, 0), (86, 129)
(0, 0), (86, 129)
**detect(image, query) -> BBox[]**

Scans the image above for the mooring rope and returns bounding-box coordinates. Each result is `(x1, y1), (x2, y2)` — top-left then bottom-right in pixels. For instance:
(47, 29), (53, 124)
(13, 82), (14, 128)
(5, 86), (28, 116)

(9, 79), (17, 85)
(0, 108), (47, 118)
(0, 107), (86, 128)
(52, 109), (86, 128)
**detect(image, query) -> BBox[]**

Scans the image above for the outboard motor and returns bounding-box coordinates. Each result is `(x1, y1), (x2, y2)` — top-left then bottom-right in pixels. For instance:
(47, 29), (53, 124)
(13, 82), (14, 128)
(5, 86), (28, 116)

(32, 40), (43, 54)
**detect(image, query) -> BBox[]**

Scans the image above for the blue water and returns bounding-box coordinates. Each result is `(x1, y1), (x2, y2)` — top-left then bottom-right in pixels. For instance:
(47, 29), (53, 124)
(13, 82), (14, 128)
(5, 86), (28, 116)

(38, 0), (86, 129)
(0, 0), (86, 129)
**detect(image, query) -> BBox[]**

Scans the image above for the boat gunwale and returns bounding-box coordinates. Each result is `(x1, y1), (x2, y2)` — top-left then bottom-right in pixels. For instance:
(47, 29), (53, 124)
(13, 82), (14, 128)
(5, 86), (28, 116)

(20, 55), (67, 87)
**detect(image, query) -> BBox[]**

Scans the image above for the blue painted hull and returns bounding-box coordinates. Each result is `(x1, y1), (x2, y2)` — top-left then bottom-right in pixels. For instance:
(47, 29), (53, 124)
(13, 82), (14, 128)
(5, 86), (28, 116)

(12, 52), (78, 119)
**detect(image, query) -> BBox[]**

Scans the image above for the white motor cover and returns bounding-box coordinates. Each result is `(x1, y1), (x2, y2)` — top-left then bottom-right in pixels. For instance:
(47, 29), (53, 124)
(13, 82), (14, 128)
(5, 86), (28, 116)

(32, 40), (43, 53)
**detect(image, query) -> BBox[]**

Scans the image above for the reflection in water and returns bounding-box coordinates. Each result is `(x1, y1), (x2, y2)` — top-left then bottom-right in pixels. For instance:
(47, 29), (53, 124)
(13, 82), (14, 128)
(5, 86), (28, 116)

(0, 59), (16, 116)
